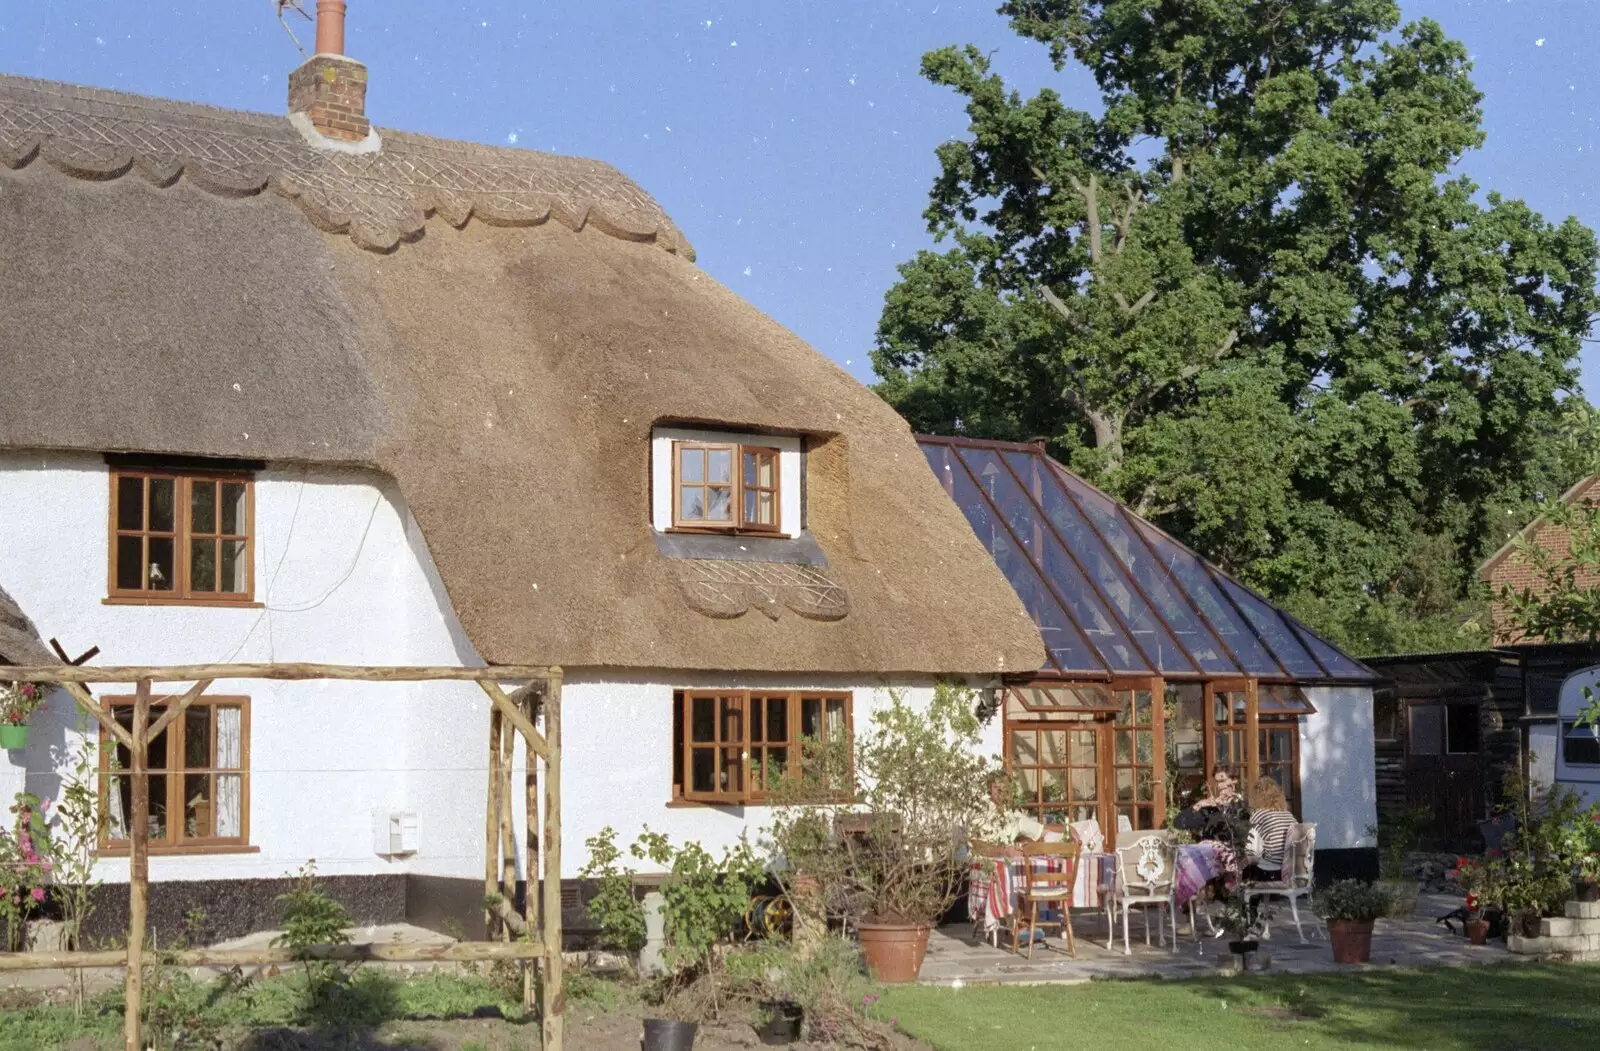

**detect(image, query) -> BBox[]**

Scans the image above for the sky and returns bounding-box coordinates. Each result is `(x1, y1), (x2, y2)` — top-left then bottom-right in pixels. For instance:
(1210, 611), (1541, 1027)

(3, 1), (1598, 393)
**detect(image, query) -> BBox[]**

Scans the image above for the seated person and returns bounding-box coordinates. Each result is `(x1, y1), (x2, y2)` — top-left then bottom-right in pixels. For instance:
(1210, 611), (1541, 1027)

(986, 775), (1048, 843)
(1172, 768), (1246, 839)
(1243, 777), (1297, 881)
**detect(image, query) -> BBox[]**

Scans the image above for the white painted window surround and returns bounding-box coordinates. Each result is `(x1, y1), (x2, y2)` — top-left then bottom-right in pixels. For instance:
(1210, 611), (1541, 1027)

(650, 426), (804, 538)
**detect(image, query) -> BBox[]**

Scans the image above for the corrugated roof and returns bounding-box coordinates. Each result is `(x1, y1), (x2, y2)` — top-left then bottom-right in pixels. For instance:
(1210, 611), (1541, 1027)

(917, 435), (1378, 683)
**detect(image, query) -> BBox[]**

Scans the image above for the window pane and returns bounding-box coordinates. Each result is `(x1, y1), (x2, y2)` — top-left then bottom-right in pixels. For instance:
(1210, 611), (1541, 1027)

(1041, 769), (1067, 806)
(708, 449), (732, 484)
(825, 698), (846, 737)
(759, 457), (774, 488)
(221, 483), (246, 535)
(691, 748), (715, 793)
(221, 540), (247, 594)
(148, 536), (175, 591)
(147, 774), (168, 840)
(1135, 730), (1153, 764)
(706, 485), (732, 521)
(691, 696), (715, 742)
(216, 706), (242, 768)
(1070, 729), (1096, 766)
(765, 747), (789, 784)
(191, 480), (217, 534)
(767, 697), (788, 744)
(116, 536), (144, 590)
(743, 490), (757, 524)
(1115, 730), (1132, 764)
(719, 746), (744, 794)
(185, 706), (213, 769)
(1116, 768), (1133, 802)
(1409, 706), (1442, 756)
(147, 720), (169, 769)
(190, 539), (217, 592)
(757, 492), (776, 525)
(184, 773), (213, 839)
(801, 698), (821, 738)
(743, 453), (757, 487)
(148, 478), (175, 533)
(216, 774), (243, 837)
(107, 775), (130, 840)
(680, 487), (705, 521)
(719, 696), (744, 746)
(1010, 730), (1038, 768)
(1041, 730), (1067, 766)
(679, 447), (704, 483)
(750, 699), (765, 744)
(1446, 705), (1479, 754)
(117, 476), (145, 531)
(1137, 767), (1154, 802)
(1070, 766), (1096, 803)
(1133, 690), (1152, 726)
(1564, 723), (1600, 766)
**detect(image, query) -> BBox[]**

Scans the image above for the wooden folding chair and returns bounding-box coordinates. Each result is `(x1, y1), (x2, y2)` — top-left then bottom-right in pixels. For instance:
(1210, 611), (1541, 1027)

(1012, 841), (1079, 959)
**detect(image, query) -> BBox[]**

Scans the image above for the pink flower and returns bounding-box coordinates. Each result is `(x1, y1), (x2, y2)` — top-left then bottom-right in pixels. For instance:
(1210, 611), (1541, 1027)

(30, 888), (44, 903)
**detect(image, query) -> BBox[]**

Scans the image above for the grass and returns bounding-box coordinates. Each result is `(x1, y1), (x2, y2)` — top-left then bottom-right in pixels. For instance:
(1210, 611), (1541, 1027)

(879, 962), (1600, 1050)
(0, 969), (529, 1051)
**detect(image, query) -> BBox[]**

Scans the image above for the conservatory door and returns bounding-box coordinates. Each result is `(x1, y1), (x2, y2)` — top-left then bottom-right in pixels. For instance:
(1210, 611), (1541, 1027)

(1008, 720), (1109, 835)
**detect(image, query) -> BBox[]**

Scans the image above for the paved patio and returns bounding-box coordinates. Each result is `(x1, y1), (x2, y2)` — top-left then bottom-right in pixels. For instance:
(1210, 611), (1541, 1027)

(919, 893), (1510, 985)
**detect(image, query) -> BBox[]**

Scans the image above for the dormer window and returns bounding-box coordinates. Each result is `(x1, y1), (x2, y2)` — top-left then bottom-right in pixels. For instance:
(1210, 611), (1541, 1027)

(673, 442), (780, 532)
(652, 426), (802, 538)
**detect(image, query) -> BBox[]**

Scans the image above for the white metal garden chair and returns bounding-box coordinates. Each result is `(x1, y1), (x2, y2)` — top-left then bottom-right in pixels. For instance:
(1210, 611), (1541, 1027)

(1105, 832), (1179, 955)
(1242, 822), (1320, 943)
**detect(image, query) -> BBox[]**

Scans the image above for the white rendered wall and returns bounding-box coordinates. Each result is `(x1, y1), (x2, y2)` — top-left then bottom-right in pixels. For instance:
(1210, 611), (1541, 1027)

(650, 427), (803, 537)
(1300, 686), (1378, 852)
(559, 674), (1002, 880)
(0, 451), (489, 884)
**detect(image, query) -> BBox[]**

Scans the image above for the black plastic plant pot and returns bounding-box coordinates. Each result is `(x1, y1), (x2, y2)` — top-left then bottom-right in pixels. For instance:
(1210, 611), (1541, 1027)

(643, 1018), (699, 1051)
(1228, 939), (1259, 955)
(759, 1000), (805, 1045)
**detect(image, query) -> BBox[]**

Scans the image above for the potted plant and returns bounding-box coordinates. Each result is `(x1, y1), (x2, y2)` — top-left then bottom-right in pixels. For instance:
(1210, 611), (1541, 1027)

(1317, 880), (1392, 963)
(765, 683), (999, 983)
(0, 681), (46, 750)
(1450, 856), (1493, 944)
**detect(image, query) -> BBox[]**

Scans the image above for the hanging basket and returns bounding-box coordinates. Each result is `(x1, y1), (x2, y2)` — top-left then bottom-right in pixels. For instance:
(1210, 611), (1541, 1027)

(0, 724), (28, 750)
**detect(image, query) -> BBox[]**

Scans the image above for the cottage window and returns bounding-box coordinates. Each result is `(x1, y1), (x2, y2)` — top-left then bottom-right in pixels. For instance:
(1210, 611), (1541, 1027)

(672, 690), (851, 804)
(100, 697), (251, 853)
(109, 469), (254, 603)
(672, 442), (781, 533)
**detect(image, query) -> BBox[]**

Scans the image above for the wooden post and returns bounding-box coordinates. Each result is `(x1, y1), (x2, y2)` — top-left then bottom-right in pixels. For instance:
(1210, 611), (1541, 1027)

(522, 685), (541, 1012)
(124, 680), (151, 1051)
(1244, 679), (1260, 794)
(1150, 679), (1167, 826)
(486, 706), (503, 940)
(499, 714), (518, 942)
(541, 668), (564, 1051)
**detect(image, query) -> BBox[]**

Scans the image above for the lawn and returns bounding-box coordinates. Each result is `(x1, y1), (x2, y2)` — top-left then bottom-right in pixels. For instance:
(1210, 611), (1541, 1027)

(879, 962), (1600, 1051)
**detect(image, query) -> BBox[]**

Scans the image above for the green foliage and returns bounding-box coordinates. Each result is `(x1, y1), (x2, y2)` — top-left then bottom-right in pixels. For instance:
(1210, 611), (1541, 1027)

(872, 1), (1599, 653)
(1316, 879), (1394, 923)
(1499, 492), (1600, 646)
(272, 860), (354, 1009)
(1367, 806), (1430, 880)
(765, 682), (1001, 927)
(48, 717), (103, 1016)
(580, 826), (647, 954)
(720, 937), (897, 1044)
(1488, 773), (1597, 917)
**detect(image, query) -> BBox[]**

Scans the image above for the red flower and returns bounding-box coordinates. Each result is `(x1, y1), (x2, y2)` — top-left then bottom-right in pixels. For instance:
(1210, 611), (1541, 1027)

(1488, 849), (1502, 857)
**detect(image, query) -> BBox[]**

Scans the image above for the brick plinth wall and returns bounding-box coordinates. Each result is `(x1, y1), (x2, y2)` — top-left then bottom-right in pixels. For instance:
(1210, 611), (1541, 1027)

(288, 54), (370, 143)
(1507, 899), (1600, 960)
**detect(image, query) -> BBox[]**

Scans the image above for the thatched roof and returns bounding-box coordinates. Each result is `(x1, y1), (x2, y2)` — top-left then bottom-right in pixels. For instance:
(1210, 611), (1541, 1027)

(0, 585), (55, 667)
(0, 75), (1044, 676)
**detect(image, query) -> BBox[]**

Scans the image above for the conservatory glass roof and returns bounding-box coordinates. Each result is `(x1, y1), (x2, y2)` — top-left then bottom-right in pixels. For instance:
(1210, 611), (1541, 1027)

(917, 435), (1377, 682)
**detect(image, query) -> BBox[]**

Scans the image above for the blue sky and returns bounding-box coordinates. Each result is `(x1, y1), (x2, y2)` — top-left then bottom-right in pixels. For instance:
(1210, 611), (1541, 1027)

(4, 1), (1597, 392)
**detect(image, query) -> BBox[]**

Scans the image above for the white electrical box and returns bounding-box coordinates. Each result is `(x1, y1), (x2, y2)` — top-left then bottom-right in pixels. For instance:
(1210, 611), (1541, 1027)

(372, 810), (419, 856)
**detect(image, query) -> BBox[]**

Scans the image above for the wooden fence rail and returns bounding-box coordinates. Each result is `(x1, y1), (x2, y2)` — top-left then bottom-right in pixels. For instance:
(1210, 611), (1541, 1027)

(0, 941), (548, 971)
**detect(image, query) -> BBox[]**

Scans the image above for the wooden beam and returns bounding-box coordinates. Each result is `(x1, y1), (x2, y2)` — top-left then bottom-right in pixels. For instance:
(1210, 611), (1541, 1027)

(59, 682), (133, 751)
(144, 679), (215, 744)
(4, 663), (552, 684)
(486, 704), (504, 940)
(522, 684), (541, 1013)
(479, 681), (549, 760)
(542, 667), (565, 1051)
(0, 941), (547, 970)
(124, 681), (151, 1051)
(499, 713), (518, 941)
(1245, 679), (1260, 793)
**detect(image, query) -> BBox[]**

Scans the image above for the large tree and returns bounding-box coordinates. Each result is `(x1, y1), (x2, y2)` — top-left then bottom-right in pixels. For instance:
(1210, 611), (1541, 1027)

(874, 0), (1600, 653)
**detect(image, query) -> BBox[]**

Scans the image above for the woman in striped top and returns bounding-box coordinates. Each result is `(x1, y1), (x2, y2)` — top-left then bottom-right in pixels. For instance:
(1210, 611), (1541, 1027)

(1244, 778), (1298, 881)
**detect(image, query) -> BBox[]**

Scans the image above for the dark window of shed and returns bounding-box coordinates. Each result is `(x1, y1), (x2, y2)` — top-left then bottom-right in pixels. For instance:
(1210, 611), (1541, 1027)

(1373, 692), (1400, 742)
(1445, 704), (1480, 755)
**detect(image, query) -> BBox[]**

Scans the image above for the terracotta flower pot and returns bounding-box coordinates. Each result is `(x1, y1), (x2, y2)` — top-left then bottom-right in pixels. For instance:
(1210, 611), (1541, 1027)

(858, 922), (931, 983)
(1465, 919), (1490, 946)
(1327, 919), (1375, 964)
(0, 724), (28, 750)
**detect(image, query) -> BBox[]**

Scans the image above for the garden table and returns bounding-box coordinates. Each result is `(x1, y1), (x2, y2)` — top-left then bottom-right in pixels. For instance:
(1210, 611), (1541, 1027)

(968, 851), (1115, 938)
(1174, 840), (1242, 909)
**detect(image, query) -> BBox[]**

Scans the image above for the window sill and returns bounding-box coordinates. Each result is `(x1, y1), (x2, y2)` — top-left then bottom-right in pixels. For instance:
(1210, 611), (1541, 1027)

(103, 597), (263, 609)
(664, 527), (790, 539)
(100, 843), (259, 857)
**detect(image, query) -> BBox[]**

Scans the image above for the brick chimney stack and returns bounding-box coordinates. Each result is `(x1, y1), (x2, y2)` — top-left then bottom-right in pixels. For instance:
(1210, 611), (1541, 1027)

(287, 0), (372, 145)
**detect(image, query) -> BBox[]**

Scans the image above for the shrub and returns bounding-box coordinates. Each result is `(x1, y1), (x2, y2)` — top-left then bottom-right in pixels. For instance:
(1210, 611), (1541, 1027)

(272, 861), (353, 1012)
(1317, 880), (1393, 923)
(1368, 805), (1430, 880)
(580, 826), (647, 955)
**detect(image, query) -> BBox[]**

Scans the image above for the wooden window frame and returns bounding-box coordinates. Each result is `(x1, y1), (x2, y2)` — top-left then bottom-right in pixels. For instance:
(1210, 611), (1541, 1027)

(672, 689), (852, 805)
(107, 468), (257, 606)
(1005, 717), (1107, 832)
(98, 695), (254, 856)
(1257, 717), (1303, 817)
(669, 441), (783, 535)
(1110, 678), (1165, 835)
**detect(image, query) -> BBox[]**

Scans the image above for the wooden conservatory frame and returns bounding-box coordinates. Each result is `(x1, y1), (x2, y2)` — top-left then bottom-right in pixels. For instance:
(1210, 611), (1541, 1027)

(0, 661), (568, 1051)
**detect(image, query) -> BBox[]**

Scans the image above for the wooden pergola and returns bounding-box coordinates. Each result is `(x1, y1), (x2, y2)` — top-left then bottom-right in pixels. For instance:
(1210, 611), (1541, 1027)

(0, 661), (567, 1051)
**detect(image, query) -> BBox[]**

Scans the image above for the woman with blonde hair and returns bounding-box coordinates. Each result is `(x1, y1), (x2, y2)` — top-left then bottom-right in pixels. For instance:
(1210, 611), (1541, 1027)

(1244, 777), (1297, 881)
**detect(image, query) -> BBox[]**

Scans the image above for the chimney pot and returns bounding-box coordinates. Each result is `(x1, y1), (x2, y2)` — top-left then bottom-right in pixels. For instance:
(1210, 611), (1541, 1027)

(315, 0), (348, 56)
